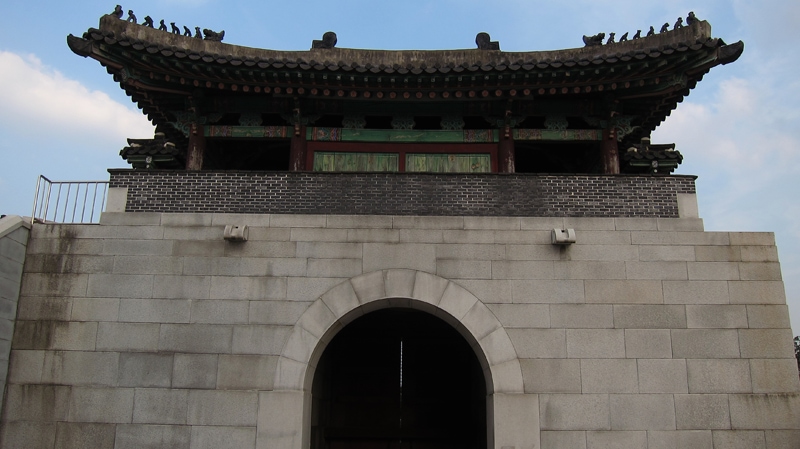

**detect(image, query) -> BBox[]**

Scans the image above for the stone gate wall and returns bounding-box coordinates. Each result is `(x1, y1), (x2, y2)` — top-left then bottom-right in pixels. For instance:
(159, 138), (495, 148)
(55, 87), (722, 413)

(0, 216), (30, 420)
(1, 212), (798, 449)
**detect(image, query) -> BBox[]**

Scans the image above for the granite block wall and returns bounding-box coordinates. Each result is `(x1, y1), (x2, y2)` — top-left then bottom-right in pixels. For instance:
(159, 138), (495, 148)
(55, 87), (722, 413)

(0, 216), (31, 420)
(1, 213), (797, 449)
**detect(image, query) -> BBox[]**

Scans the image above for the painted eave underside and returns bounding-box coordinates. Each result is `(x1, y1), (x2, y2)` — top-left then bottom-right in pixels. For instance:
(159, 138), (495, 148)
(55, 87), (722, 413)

(68, 14), (744, 140)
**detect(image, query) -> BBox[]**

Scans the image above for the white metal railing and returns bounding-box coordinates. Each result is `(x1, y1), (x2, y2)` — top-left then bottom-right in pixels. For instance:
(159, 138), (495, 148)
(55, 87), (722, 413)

(31, 175), (108, 224)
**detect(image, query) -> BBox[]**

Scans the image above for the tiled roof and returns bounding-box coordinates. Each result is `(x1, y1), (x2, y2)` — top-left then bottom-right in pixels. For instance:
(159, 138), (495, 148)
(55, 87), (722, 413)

(71, 15), (741, 76)
(68, 14), (743, 147)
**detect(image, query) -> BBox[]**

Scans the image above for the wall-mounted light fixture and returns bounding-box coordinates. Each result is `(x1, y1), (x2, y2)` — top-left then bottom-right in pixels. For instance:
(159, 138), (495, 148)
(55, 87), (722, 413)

(551, 228), (576, 245)
(224, 224), (249, 241)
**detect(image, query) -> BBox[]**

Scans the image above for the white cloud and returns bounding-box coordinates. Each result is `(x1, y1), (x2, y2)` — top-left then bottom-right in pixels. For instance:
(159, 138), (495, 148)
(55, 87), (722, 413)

(732, 0), (800, 57)
(0, 51), (155, 146)
(655, 76), (800, 182)
(654, 65), (800, 334)
(0, 50), (155, 216)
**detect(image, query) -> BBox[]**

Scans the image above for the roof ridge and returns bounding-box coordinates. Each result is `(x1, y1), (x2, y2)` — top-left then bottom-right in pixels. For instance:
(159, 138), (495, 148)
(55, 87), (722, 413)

(72, 14), (724, 74)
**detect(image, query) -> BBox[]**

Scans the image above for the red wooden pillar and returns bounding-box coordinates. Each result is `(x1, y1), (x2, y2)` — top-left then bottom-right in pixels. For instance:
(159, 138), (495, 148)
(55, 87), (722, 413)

(289, 125), (307, 171)
(601, 127), (620, 174)
(186, 123), (205, 170)
(498, 131), (516, 173)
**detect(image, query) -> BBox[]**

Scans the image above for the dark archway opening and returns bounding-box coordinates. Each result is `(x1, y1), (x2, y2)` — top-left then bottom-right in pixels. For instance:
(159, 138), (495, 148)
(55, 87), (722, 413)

(311, 308), (487, 449)
(514, 141), (603, 173)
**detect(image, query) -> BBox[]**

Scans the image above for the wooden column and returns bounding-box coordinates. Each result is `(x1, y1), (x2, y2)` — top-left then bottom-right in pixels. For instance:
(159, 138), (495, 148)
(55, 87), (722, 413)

(498, 132), (516, 173)
(289, 125), (307, 171)
(186, 123), (205, 170)
(601, 127), (620, 174)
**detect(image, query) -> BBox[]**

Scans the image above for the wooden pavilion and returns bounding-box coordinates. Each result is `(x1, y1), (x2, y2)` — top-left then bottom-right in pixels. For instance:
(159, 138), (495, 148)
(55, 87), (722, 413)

(68, 13), (742, 176)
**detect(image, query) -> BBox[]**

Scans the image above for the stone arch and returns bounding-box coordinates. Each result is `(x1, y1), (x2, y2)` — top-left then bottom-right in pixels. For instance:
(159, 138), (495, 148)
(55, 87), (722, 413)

(273, 269), (524, 395)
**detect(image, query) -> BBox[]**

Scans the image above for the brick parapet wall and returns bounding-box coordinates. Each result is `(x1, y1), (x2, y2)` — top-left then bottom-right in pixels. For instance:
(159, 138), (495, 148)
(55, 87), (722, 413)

(108, 170), (696, 217)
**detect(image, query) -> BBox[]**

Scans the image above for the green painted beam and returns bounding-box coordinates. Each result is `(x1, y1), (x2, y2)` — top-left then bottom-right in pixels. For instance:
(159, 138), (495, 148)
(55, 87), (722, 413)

(205, 126), (291, 138)
(513, 129), (603, 141)
(307, 128), (498, 143)
(201, 126), (604, 142)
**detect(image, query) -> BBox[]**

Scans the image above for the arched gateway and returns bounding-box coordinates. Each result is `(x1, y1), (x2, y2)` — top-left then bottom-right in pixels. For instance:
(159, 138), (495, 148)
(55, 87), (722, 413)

(262, 270), (539, 449)
(312, 308), (487, 449)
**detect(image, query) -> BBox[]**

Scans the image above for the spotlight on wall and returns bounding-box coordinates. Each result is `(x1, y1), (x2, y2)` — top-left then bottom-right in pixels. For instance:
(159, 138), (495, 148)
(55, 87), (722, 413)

(551, 228), (576, 245)
(224, 224), (249, 241)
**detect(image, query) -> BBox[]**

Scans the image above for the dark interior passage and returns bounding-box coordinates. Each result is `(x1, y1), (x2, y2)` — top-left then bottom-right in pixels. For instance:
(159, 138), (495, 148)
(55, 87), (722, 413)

(311, 308), (487, 449)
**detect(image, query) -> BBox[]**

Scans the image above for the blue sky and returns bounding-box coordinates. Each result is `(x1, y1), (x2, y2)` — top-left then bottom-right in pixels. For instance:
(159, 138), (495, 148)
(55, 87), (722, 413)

(1, 1), (799, 334)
